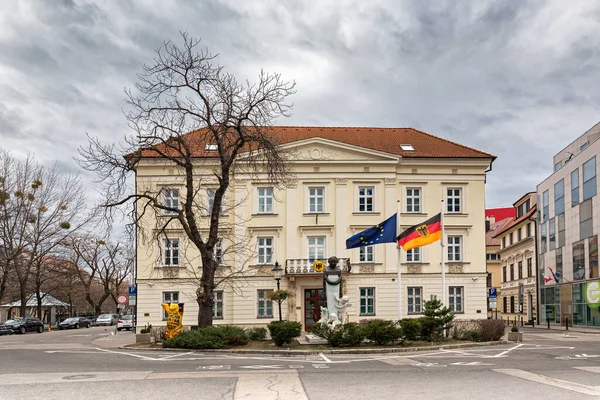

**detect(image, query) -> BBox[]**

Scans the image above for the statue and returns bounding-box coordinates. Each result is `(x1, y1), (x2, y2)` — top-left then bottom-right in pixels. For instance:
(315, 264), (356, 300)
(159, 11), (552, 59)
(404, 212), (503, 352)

(161, 302), (184, 339)
(335, 295), (352, 324)
(322, 256), (344, 327)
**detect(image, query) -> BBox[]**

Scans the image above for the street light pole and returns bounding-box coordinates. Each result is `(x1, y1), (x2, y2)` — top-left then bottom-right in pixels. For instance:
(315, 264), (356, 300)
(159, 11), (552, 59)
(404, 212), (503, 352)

(272, 261), (283, 322)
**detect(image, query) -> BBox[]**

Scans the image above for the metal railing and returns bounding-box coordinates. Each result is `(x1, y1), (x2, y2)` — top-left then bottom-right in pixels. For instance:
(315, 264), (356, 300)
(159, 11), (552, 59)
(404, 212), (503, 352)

(285, 258), (351, 275)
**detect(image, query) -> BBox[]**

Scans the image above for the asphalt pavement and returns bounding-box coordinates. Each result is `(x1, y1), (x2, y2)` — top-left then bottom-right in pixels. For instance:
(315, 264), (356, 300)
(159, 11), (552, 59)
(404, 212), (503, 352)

(2, 325), (600, 399)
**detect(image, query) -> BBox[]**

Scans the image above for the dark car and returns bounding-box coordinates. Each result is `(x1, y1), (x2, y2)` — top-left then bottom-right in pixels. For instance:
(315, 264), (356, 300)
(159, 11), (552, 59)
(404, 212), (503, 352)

(58, 317), (91, 330)
(2, 317), (44, 334)
(0, 322), (13, 335)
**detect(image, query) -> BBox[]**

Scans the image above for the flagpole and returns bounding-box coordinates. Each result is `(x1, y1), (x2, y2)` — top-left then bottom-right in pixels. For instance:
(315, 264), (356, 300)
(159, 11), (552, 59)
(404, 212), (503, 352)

(441, 200), (446, 306)
(397, 200), (402, 320)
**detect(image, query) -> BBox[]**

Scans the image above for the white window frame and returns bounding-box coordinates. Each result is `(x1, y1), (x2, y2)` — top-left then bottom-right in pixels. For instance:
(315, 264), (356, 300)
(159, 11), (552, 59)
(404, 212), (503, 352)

(162, 188), (179, 214)
(406, 247), (421, 262)
(406, 188), (421, 213)
(257, 289), (273, 318)
(407, 287), (422, 314)
(213, 291), (223, 319)
(258, 187), (274, 214)
(308, 236), (326, 262)
(449, 286), (464, 313)
(359, 287), (375, 315)
(359, 246), (374, 263)
(207, 189), (224, 216)
(446, 188), (462, 213)
(163, 238), (180, 266)
(308, 187), (325, 213)
(162, 291), (179, 319)
(358, 186), (374, 212)
(257, 237), (273, 265)
(447, 236), (462, 262)
(214, 239), (223, 265)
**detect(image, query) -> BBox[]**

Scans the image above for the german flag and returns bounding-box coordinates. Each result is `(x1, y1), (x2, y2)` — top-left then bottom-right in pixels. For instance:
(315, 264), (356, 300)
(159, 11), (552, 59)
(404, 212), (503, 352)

(397, 213), (442, 251)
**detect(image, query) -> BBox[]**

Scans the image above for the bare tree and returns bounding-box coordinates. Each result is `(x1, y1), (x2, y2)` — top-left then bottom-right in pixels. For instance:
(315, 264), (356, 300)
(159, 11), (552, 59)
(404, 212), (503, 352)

(78, 33), (295, 327)
(0, 152), (89, 317)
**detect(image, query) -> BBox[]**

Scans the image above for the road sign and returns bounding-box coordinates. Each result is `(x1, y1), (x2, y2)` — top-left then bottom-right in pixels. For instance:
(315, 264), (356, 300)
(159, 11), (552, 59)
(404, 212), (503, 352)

(518, 304), (523, 313)
(128, 286), (137, 296)
(116, 294), (128, 304)
(488, 288), (497, 298)
(117, 304), (125, 309)
(489, 300), (497, 309)
(129, 296), (136, 306)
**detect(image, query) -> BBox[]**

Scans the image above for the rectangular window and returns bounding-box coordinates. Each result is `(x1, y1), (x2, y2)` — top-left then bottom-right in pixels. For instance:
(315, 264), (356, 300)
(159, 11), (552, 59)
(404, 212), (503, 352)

(486, 254), (500, 261)
(447, 236), (461, 261)
(510, 264), (514, 281)
(590, 236), (598, 279)
(164, 239), (179, 266)
(446, 188), (462, 213)
(406, 247), (421, 262)
(573, 241), (585, 281)
(162, 188), (179, 214)
(517, 228), (522, 242)
(582, 142), (589, 151)
(503, 296), (508, 313)
(527, 223), (531, 238)
(308, 236), (325, 262)
(554, 179), (565, 215)
(518, 261), (523, 279)
(406, 188), (421, 213)
(214, 239), (223, 265)
(549, 218), (556, 250)
(502, 265), (507, 282)
(517, 200), (531, 218)
(542, 190), (549, 222)
(359, 246), (374, 262)
(407, 287), (422, 314)
(572, 169), (580, 206)
(580, 199), (593, 239)
(257, 237), (273, 264)
(527, 258), (532, 277)
(258, 187), (274, 214)
(213, 291), (223, 319)
(556, 248), (563, 279)
(510, 296), (515, 314)
(308, 187), (325, 213)
(502, 237), (506, 249)
(257, 290), (273, 318)
(207, 189), (223, 215)
(162, 292), (179, 319)
(557, 214), (565, 247)
(540, 222), (547, 253)
(358, 187), (374, 212)
(583, 156), (597, 201)
(555, 161), (562, 172)
(359, 287), (375, 315)
(449, 286), (463, 313)
(486, 273), (492, 287)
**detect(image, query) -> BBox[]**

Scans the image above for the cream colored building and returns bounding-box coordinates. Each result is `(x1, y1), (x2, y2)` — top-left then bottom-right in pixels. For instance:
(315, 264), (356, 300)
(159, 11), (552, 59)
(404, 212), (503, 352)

(485, 216), (512, 319)
(494, 193), (538, 325)
(134, 127), (495, 330)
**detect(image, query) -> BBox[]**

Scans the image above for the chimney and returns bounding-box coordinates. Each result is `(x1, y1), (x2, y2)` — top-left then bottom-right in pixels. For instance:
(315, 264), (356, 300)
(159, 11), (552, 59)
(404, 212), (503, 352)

(485, 218), (491, 232)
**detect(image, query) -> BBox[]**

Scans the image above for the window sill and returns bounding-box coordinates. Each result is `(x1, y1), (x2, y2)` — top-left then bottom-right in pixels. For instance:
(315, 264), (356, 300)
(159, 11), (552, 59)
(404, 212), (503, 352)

(213, 317), (224, 320)
(352, 212), (381, 216)
(446, 261), (470, 265)
(401, 212), (427, 216)
(444, 213), (468, 217)
(257, 316), (274, 319)
(407, 312), (422, 315)
(252, 213), (279, 217)
(157, 265), (182, 268)
(359, 314), (376, 317)
(303, 212), (330, 216)
(403, 261), (429, 265)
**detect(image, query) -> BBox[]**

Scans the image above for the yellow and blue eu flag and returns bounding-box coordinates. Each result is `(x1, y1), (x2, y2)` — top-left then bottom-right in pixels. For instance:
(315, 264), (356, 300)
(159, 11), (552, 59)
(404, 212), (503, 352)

(346, 214), (397, 249)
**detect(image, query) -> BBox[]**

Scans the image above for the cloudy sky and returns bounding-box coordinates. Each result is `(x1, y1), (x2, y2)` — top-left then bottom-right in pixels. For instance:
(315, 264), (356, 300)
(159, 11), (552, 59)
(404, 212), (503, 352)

(1, 0), (599, 210)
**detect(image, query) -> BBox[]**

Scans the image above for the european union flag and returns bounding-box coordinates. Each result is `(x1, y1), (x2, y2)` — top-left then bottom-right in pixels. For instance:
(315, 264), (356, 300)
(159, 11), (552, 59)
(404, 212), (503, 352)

(346, 214), (397, 249)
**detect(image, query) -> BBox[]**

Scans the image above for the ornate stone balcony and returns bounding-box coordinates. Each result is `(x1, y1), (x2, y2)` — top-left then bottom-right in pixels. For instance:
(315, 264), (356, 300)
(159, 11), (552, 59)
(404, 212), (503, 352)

(285, 258), (351, 275)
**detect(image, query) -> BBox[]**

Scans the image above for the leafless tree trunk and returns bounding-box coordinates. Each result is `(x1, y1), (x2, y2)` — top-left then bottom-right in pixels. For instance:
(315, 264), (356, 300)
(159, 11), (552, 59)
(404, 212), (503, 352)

(78, 33), (295, 327)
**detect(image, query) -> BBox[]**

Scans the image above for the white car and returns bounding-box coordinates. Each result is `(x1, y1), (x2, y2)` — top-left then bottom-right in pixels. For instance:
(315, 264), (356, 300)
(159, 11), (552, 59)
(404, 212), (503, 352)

(96, 314), (119, 326)
(117, 315), (133, 331)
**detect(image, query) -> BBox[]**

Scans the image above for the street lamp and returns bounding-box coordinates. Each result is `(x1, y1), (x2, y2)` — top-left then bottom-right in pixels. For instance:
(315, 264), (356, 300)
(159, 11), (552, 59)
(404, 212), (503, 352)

(272, 261), (283, 322)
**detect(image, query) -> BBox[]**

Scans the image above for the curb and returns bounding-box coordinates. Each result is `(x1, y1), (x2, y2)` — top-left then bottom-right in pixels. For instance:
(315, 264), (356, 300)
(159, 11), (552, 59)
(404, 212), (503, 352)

(118, 340), (508, 355)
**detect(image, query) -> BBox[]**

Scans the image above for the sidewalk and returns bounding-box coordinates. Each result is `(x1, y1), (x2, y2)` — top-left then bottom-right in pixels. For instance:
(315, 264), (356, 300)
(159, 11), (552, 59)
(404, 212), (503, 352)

(520, 324), (600, 335)
(92, 330), (137, 349)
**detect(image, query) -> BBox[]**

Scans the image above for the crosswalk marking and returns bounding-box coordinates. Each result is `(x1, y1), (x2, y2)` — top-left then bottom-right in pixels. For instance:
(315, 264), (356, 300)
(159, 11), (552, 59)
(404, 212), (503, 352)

(494, 368), (600, 396)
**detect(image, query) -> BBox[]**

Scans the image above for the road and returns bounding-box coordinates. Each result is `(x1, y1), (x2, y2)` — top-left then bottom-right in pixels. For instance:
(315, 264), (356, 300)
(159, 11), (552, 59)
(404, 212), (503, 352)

(1, 326), (600, 399)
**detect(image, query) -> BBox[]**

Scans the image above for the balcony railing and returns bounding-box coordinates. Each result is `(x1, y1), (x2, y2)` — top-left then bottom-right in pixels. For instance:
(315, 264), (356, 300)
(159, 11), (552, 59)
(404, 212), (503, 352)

(285, 258), (351, 275)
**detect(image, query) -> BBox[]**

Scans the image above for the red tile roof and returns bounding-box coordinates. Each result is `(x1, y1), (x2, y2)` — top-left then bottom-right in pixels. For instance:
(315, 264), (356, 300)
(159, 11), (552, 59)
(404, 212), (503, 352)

(492, 205), (537, 238)
(140, 126), (495, 159)
(486, 217), (513, 246)
(485, 207), (516, 221)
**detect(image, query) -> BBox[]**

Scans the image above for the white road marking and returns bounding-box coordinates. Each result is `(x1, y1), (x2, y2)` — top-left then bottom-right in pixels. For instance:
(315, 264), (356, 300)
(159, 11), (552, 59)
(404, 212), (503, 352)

(490, 343), (524, 358)
(240, 365), (285, 370)
(312, 364), (329, 369)
(494, 368), (600, 396)
(160, 352), (193, 360)
(450, 362), (493, 366)
(574, 366), (600, 374)
(414, 362), (445, 367)
(318, 352), (332, 363)
(94, 347), (159, 361)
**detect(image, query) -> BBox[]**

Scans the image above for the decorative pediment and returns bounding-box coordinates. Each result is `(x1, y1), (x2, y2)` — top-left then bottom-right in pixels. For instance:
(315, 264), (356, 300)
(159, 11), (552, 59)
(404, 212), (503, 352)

(280, 138), (400, 163)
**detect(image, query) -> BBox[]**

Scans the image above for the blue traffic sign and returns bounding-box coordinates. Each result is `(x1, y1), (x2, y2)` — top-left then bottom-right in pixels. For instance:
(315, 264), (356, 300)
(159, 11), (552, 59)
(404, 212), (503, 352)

(488, 288), (497, 298)
(128, 286), (137, 296)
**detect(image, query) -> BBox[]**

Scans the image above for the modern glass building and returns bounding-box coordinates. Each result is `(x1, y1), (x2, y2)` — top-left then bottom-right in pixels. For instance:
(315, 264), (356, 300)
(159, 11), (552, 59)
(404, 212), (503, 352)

(537, 122), (600, 327)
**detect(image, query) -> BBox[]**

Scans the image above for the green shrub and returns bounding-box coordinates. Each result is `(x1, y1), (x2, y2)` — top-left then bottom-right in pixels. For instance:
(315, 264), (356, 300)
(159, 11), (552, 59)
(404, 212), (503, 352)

(268, 321), (302, 346)
(164, 329), (225, 349)
(361, 319), (402, 345)
(420, 299), (455, 341)
(213, 325), (249, 346)
(478, 319), (506, 341)
(310, 322), (366, 347)
(400, 318), (422, 341)
(247, 327), (267, 341)
(140, 324), (153, 334)
(451, 320), (480, 340)
(511, 324), (519, 333)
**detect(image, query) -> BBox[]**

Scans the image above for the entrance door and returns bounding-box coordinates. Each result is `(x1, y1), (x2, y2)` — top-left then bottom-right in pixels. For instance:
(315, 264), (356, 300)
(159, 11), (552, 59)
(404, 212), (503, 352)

(304, 288), (327, 331)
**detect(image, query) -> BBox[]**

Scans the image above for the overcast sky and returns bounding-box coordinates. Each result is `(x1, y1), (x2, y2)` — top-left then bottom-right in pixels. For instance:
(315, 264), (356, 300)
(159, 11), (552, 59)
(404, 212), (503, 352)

(1, 0), (599, 210)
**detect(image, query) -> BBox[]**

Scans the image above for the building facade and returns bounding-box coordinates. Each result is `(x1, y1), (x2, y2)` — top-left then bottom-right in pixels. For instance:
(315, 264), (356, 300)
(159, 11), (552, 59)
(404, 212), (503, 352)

(134, 127), (494, 331)
(493, 193), (537, 325)
(537, 122), (600, 327)
(485, 215), (512, 319)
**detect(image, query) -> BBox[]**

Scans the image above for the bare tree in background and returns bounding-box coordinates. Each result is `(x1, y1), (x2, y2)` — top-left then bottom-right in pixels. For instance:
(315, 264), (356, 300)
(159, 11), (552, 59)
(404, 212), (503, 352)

(0, 152), (89, 317)
(78, 33), (295, 327)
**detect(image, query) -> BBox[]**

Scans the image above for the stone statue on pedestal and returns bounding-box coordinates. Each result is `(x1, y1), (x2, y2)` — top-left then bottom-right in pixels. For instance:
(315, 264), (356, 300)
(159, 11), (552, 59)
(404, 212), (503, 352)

(318, 256), (350, 328)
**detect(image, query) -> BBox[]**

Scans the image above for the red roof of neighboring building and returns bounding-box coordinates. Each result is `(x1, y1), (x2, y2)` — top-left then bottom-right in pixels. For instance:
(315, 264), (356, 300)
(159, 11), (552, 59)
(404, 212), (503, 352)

(485, 207), (515, 221)
(139, 126), (496, 159)
(486, 218), (513, 246)
(492, 205), (537, 238)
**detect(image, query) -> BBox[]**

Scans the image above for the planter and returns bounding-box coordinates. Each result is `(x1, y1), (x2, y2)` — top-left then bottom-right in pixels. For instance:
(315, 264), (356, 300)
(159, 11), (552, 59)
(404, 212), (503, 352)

(508, 332), (523, 342)
(136, 333), (153, 344)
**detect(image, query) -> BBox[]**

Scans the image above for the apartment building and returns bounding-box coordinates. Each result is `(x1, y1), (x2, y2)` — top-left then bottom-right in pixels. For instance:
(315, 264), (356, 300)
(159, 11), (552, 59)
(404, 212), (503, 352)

(134, 127), (495, 330)
(485, 215), (512, 319)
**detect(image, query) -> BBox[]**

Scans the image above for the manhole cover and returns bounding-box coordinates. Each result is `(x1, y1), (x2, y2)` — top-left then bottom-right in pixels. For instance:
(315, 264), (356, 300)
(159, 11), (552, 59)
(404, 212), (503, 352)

(62, 374), (96, 380)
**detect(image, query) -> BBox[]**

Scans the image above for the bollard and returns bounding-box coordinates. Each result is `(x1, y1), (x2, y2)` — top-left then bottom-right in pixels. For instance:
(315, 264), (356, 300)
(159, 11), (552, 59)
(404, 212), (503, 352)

(548, 319), (550, 329)
(566, 317), (569, 331)
(521, 317), (523, 327)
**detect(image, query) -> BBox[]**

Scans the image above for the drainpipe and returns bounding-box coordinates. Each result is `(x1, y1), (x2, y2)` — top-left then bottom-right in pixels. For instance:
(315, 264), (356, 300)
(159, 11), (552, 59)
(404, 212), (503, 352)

(528, 213), (539, 326)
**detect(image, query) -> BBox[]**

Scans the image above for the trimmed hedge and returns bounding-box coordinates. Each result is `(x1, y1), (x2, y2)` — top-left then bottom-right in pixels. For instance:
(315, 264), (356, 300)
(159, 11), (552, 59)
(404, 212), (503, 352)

(247, 327), (267, 341)
(268, 321), (302, 346)
(399, 318), (422, 341)
(164, 325), (248, 349)
(361, 319), (403, 345)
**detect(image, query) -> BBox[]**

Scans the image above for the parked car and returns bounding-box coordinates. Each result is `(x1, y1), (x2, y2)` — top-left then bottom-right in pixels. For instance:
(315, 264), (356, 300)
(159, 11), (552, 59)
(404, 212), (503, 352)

(58, 317), (91, 330)
(96, 314), (119, 326)
(117, 315), (133, 331)
(1, 317), (44, 334)
(0, 322), (13, 335)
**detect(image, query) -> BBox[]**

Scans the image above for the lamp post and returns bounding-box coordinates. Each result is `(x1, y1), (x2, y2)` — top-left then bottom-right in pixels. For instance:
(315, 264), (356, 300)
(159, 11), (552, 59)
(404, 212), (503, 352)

(272, 261), (283, 322)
